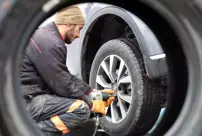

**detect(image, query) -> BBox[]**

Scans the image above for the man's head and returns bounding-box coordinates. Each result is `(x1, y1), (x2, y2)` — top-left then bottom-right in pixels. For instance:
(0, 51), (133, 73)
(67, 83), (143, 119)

(55, 5), (84, 44)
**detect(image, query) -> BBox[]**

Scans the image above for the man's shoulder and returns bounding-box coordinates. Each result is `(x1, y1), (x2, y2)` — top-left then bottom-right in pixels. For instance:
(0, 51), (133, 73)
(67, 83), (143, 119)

(32, 28), (64, 50)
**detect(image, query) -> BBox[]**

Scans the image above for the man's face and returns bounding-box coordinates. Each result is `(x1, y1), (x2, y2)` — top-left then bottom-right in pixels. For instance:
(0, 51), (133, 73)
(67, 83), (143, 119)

(65, 24), (83, 44)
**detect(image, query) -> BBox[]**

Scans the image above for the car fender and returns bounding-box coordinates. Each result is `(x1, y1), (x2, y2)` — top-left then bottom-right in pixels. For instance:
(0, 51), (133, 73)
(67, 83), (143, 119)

(78, 4), (168, 79)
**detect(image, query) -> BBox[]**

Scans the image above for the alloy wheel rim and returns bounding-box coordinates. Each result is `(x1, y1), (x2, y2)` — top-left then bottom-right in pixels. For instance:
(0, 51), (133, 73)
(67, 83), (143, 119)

(96, 55), (132, 123)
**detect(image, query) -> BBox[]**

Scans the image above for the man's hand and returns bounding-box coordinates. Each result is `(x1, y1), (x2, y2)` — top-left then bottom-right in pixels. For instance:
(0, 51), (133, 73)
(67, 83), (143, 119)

(91, 100), (106, 115)
(105, 97), (115, 107)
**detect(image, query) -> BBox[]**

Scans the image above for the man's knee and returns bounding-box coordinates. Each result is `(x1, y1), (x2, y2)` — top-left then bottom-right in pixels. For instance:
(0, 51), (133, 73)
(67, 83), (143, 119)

(75, 102), (91, 121)
(66, 100), (91, 123)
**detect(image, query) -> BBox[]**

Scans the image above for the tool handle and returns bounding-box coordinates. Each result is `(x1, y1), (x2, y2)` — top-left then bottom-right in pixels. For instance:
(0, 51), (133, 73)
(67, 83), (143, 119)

(101, 92), (116, 101)
(95, 113), (103, 117)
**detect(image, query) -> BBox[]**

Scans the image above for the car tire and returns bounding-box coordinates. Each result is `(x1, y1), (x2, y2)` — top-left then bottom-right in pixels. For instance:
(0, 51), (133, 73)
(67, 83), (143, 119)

(89, 38), (162, 136)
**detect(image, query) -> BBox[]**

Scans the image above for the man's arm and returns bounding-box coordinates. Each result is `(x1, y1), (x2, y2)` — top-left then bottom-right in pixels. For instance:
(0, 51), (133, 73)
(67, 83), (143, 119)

(30, 44), (93, 108)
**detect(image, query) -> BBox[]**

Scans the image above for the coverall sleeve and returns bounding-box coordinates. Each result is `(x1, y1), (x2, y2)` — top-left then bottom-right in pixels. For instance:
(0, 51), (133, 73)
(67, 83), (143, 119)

(32, 45), (93, 108)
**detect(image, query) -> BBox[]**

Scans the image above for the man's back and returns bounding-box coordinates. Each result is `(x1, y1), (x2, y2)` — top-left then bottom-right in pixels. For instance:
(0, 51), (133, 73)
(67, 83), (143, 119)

(20, 22), (67, 96)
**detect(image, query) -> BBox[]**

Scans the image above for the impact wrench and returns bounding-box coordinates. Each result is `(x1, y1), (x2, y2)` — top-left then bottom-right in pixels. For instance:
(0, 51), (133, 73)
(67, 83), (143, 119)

(89, 91), (116, 136)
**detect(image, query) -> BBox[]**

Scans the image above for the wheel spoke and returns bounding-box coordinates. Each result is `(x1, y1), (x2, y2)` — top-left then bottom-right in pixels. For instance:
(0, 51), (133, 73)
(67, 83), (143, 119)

(117, 59), (126, 81)
(96, 75), (111, 89)
(118, 96), (127, 118)
(110, 101), (119, 123)
(119, 75), (131, 84)
(109, 55), (117, 81)
(118, 91), (132, 104)
(100, 61), (113, 82)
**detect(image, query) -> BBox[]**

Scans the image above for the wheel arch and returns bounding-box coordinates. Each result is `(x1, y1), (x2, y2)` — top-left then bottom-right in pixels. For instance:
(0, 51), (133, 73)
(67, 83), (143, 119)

(78, 5), (168, 82)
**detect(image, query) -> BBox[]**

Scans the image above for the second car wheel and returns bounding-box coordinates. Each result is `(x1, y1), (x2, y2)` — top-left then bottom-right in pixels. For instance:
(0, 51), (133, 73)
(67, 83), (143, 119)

(89, 38), (162, 136)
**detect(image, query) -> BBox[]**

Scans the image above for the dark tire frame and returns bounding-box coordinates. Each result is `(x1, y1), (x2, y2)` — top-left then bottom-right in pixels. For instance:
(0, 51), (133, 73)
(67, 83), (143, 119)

(0, 0), (202, 136)
(89, 38), (161, 136)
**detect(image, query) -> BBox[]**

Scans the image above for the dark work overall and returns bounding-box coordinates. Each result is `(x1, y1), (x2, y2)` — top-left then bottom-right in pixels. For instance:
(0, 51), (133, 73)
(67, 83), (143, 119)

(20, 22), (93, 135)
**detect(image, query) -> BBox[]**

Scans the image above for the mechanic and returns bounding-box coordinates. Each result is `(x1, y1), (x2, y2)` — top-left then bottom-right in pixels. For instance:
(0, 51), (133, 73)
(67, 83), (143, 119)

(20, 5), (115, 136)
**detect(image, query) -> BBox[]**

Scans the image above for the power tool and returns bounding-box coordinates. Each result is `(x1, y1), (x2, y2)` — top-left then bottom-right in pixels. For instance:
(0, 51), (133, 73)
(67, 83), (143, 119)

(89, 91), (116, 136)
(89, 91), (116, 101)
